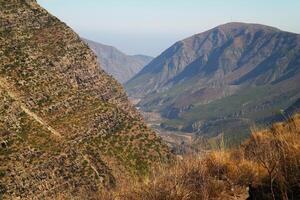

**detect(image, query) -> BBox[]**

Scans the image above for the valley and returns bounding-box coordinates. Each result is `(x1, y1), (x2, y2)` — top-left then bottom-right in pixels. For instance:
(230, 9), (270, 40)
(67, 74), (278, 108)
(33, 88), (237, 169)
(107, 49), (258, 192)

(1, 0), (300, 199)
(126, 23), (300, 145)
(138, 109), (195, 153)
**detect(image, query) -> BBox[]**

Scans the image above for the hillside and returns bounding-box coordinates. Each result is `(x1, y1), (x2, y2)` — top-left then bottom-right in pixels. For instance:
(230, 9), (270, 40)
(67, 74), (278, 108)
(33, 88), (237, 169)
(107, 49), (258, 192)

(126, 22), (300, 142)
(0, 0), (169, 199)
(83, 39), (153, 83)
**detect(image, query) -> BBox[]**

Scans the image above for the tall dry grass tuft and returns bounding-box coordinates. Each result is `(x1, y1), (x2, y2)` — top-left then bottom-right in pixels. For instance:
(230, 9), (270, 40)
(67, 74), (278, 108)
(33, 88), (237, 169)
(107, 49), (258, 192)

(105, 151), (259, 200)
(244, 114), (300, 199)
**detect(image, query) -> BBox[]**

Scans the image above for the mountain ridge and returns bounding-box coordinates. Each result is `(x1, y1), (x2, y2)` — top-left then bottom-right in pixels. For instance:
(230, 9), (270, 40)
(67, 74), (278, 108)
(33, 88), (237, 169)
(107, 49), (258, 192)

(126, 22), (300, 142)
(83, 38), (153, 83)
(127, 22), (300, 96)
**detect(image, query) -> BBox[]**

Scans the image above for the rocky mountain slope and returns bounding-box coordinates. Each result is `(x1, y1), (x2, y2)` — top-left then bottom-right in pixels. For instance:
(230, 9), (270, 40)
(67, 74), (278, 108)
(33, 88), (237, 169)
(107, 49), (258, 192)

(126, 22), (300, 142)
(0, 0), (169, 199)
(83, 39), (153, 83)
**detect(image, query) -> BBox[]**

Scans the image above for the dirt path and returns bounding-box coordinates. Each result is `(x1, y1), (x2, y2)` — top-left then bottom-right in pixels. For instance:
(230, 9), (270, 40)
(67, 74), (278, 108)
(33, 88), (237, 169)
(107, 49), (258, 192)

(0, 77), (62, 137)
(20, 105), (62, 137)
(83, 155), (103, 181)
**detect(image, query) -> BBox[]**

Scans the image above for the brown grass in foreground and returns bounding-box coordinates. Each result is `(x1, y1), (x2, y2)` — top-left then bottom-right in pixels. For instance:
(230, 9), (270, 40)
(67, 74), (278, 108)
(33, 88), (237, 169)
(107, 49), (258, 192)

(102, 151), (263, 200)
(56, 114), (300, 200)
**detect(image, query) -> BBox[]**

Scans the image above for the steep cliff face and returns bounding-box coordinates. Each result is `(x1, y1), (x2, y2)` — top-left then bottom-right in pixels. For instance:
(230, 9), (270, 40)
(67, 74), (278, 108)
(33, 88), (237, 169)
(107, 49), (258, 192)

(83, 39), (153, 83)
(0, 0), (169, 199)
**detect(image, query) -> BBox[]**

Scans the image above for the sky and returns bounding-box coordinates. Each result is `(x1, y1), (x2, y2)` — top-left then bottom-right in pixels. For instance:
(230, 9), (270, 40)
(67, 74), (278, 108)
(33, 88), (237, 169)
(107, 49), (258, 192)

(37, 0), (300, 57)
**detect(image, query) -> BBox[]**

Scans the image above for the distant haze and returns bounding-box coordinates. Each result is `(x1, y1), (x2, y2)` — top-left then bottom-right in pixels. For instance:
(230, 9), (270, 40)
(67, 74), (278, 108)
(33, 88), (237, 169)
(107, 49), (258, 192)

(37, 0), (300, 57)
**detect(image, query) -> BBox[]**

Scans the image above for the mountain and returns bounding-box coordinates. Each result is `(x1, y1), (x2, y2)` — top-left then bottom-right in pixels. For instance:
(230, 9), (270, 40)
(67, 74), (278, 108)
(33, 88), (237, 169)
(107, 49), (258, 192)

(126, 22), (300, 143)
(83, 39), (153, 83)
(0, 1), (169, 199)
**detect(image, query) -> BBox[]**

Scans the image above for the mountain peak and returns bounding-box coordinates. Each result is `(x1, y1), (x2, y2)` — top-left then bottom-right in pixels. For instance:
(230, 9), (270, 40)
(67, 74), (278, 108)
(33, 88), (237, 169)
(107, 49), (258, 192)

(184, 22), (282, 45)
(216, 22), (280, 31)
(126, 22), (300, 140)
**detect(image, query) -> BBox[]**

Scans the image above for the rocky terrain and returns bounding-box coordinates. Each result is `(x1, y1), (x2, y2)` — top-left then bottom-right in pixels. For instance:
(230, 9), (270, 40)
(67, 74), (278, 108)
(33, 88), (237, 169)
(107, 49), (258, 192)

(0, 0), (169, 199)
(83, 39), (153, 83)
(126, 22), (300, 143)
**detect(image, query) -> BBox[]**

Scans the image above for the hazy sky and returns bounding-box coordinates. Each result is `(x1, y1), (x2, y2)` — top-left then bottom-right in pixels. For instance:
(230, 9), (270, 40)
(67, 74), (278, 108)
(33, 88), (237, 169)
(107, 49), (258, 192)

(37, 0), (300, 57)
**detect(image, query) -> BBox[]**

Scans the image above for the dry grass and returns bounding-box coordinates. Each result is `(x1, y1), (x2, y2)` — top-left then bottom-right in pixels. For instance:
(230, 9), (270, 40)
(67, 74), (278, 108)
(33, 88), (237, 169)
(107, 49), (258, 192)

(107, 149), (270, 200)
(52, 114), (300, 200)
(98, 114), (300, 200)
(244, 114), (300, 199)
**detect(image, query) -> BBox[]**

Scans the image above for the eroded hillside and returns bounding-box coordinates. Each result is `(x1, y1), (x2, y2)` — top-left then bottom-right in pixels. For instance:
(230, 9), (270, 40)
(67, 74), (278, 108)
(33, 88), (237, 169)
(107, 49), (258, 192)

(0, 0), (169, 199)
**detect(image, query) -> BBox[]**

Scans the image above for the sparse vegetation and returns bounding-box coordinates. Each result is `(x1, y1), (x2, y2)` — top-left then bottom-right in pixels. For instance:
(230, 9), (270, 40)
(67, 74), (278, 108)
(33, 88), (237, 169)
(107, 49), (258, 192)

(94, 114), (300, 200)
(1, 1), (299, 199)
(0, 1), (169, 199)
